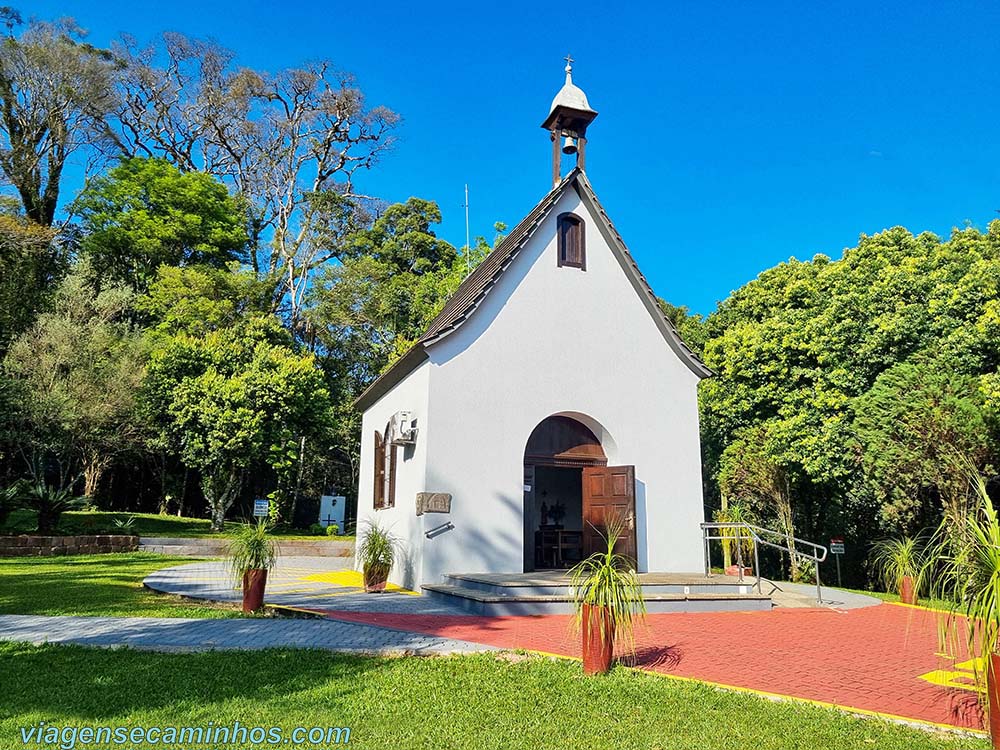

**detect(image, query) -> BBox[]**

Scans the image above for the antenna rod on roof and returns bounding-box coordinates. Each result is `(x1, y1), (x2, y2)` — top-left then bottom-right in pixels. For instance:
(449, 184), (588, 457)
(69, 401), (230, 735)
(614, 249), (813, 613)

(464, 183), (471, 277)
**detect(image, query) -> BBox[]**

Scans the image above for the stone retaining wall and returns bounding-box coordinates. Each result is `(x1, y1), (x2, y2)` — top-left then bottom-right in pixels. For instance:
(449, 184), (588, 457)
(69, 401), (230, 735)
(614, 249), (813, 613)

(0, 534), (140, 557)
(138, 537), (354, 558)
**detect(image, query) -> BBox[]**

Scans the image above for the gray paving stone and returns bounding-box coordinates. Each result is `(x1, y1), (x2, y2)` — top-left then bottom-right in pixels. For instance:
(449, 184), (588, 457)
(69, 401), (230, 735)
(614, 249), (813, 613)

(0, 614), (495, 655)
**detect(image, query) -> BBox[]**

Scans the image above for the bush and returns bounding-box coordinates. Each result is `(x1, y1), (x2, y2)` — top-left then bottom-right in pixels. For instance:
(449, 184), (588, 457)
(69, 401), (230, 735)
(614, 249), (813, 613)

(325, 523), (339, 536)
(309, 523), (325, 536)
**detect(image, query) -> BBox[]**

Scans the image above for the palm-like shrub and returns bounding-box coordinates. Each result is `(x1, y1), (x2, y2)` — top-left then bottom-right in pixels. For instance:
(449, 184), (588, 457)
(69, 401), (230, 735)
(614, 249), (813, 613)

(569, 516), (646, 656)
(870, 535), (925, 597)
(929, 473), (1000, 691)
(712, 499), (756, 569)
(24, 482), (84, 533)
(227, 520), (277, 581)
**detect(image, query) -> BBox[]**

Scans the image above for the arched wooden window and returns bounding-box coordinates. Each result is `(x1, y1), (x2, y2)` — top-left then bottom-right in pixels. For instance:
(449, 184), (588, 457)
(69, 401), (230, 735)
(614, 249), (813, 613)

(373, 426), (396, 509)
(557, 213), (585, 270)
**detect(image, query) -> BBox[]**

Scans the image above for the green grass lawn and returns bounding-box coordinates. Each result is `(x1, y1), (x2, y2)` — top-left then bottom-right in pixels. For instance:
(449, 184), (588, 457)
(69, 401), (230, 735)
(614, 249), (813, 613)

(833, 585), (955, 612)
(0, 553), (242, 618)
(3, 509), (355, 541)
(0, 644), (985, 750)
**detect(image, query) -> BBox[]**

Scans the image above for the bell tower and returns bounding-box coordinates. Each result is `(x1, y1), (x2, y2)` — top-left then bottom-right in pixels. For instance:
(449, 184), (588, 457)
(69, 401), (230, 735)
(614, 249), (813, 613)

(541, 55), (598, 187)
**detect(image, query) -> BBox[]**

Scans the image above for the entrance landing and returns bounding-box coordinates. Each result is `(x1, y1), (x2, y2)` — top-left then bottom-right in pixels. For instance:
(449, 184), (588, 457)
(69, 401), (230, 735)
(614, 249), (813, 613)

(423, 571), (792, 615)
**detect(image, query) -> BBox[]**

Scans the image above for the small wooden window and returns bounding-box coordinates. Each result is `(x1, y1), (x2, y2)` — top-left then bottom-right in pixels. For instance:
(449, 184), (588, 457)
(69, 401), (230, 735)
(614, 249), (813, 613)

(373, 427), (396, 510)
(557, 213), (585, 270)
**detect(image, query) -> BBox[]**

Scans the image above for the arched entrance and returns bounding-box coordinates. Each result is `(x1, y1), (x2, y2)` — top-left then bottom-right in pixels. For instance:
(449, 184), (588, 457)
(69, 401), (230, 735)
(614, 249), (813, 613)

(523, 415), (637, 572)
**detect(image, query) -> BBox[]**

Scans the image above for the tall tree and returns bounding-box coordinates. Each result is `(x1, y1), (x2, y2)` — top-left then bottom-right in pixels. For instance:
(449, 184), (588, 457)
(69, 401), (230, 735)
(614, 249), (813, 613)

(0, 209), (66, 354)
(305, 201), (497, 500)
(143, 315), (332, 530)
(72, 157), (248, 291)
(852, 359), (991, 533)
(107, 33), (398, 319)
(138, 264), (272, 339)
(0, 15), (116, 225)
(718, 424), (801, 579)
(3, 260), (147, 497)
(700, 221), (1000, 556)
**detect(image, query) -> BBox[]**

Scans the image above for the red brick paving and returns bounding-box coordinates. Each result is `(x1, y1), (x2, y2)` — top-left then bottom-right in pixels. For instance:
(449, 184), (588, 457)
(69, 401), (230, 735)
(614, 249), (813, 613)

(316, 603), (985, 731)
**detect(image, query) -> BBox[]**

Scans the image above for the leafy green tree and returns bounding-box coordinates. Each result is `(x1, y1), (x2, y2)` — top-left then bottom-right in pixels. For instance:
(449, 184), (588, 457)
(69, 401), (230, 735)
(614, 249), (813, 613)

(658, 299), (708, 357)
(72, 157), (248, 291)
(3, 260), (147, 497)
(0, 212), (66, 354)
(144, 316), (332, 530)
(718, 424), (801, 579)
(852, 359), (991, 533)
(305, 200), (497, 504)
(700, 220), (1000, 565)
(138, 264), (273, 339)
(308, 198), (489, 381)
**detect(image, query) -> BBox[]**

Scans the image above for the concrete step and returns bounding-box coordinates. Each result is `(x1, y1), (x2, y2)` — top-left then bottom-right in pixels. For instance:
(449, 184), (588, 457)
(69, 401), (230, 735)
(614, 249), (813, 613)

(441, 572), (763, 598)
(422, 583), (772, 616)
(138, 537), (354, 558)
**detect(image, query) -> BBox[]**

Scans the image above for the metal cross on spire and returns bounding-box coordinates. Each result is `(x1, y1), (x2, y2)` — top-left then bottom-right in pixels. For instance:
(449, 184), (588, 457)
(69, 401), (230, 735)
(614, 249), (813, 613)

(564, 53), (574, 72)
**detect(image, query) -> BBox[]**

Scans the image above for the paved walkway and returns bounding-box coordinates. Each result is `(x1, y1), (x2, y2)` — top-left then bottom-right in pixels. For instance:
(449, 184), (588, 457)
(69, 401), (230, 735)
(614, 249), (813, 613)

(141, 559), (983, 732)
(312, 603), (985, 732)
(143, 558), (471, 614)
(0, 614), (493, 655)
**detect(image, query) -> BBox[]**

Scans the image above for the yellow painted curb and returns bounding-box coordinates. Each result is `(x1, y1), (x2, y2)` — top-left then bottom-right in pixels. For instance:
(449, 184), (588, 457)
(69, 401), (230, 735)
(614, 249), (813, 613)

(884, 600), (955, 614)
(515, 647), (986, 738)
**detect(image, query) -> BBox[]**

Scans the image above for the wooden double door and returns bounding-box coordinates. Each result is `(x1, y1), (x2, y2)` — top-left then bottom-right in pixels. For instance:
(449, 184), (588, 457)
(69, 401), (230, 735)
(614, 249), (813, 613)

(525, 462), (637, 570)
(582, 465), (637, 565)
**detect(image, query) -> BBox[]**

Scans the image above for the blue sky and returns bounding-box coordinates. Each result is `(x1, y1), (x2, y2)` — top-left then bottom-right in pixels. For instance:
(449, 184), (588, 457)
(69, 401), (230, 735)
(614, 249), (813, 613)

(28, 0), (1000, 314)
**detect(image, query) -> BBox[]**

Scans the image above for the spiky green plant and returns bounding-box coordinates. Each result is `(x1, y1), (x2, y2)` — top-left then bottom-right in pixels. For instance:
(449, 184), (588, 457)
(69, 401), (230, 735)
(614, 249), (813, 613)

(227, 520), (277, 583)
(713, 499), (756, 569)
(927, 470), (1000, 706)
(569, 515), (646, 654)
(24, 482), (84, 533)
(870, 535), (926, 596)
(358, 519), (398, 580)
(112, 514), (137, 531)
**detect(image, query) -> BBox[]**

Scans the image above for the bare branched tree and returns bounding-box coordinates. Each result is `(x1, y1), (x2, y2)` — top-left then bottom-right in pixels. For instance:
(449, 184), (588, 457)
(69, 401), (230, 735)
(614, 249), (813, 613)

(107, 33), (399, 322)
(0, 17), (117, 225)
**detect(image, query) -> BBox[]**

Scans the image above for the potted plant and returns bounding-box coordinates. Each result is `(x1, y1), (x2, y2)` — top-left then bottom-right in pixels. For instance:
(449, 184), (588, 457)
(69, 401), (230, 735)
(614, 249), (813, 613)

(869, 535), (924, 605)
(358, 520), (398, 593)
(569, 515), (646, 675)
(228, 520), (277, 613)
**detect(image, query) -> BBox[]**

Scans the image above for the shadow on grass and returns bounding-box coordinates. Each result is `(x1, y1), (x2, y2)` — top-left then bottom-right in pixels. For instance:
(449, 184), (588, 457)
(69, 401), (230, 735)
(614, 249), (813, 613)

(0, 642), (388, 720)
(0, 554), (229, 617)
(622, 643), (684, 670)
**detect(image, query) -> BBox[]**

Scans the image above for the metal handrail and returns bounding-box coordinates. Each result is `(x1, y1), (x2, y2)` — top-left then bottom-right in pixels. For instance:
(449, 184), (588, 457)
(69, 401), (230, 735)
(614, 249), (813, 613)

(700, 521), (828, 604)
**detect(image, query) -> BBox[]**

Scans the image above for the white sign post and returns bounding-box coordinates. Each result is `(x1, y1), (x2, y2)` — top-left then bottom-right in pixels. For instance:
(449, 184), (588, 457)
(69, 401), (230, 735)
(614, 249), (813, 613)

(829, 536), (845, 587)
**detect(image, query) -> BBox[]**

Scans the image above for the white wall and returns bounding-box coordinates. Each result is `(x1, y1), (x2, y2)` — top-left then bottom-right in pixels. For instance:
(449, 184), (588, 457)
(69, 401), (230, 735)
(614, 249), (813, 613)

(356, 360), (430, 589)
(414, 186), (706, 585)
